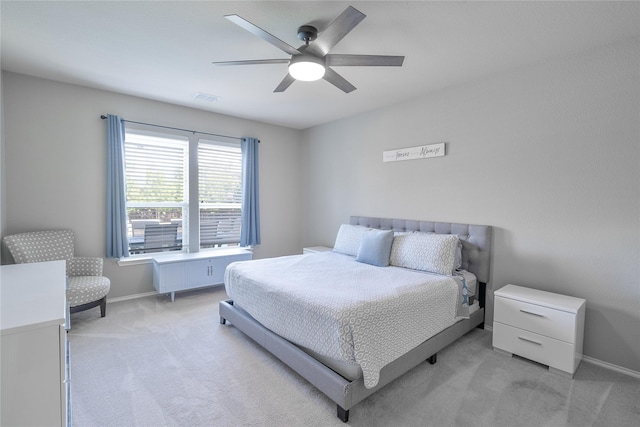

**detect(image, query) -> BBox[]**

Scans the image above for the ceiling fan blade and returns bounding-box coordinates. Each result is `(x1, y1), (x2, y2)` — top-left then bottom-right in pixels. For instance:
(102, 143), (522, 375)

(325, 54), (404, 67)
(306, 6), (366, 57)
(323, 67), (356, 93)
(213, 59), (290, 66)
(274, 74), (296, 92)
(225, 14), (301, 56)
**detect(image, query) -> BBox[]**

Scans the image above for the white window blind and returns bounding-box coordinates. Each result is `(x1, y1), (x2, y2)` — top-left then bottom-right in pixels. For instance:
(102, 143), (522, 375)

(124, 132), (188, 254)
(198, 141), (242, 248)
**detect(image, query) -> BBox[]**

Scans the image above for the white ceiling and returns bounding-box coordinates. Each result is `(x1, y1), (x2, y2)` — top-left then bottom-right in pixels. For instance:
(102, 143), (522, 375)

(2, 1), (639, 130)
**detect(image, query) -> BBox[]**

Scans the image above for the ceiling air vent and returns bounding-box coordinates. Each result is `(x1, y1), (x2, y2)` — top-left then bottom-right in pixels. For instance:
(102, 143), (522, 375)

(193, 92), (221, 102)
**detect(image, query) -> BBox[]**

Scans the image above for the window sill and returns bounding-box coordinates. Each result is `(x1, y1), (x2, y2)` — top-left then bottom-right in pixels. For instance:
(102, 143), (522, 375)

(117, 256), (154, 267)
(117, 247), (252, 267)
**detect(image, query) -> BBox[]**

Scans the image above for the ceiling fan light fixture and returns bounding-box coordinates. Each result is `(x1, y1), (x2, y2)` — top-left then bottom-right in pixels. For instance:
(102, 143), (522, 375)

(219, 7), (403, 93)
(288, 55), (325, 81)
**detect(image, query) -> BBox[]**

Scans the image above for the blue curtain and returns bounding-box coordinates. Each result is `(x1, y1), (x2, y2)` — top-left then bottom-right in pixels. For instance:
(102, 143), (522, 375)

(106, 114), (129, 258)
(240, 137), (261, 246)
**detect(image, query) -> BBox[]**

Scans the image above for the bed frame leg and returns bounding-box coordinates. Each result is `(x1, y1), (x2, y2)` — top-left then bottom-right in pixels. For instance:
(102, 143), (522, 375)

(337, 405), (349, 423)
(428, 353), (437, 365)
(220, 317), (226, 325)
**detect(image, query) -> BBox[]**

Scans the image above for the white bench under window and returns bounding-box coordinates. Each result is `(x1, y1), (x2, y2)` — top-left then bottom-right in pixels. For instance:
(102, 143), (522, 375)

(152, 248), (252, 301)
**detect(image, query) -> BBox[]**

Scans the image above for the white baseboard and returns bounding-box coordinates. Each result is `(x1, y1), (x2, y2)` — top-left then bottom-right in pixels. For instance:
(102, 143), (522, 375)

(106, 285), (224, 304)
(582, 355), (640, 380)
(107, 291), (157, 303)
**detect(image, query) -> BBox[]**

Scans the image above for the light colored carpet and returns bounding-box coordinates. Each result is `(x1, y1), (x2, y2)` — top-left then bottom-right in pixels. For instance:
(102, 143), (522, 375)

(69, 287), (640, 426)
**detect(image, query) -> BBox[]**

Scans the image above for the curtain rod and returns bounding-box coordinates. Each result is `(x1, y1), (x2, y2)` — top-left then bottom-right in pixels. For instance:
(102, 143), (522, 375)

(99, 115), (257, 142)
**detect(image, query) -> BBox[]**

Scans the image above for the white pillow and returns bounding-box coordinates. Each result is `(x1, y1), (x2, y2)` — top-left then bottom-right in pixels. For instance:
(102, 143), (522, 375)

(333, 224), (369, 256)
(390, 232), (459, 275)
(395, 230), (462, 269)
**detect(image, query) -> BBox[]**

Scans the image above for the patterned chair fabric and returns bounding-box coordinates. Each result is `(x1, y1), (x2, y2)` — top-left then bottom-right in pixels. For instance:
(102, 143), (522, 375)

(3, 229), (110, 316)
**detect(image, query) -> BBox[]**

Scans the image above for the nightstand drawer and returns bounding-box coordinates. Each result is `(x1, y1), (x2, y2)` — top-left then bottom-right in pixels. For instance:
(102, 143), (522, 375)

(494, 296), (576, 343)
(493, 322), (575, 373)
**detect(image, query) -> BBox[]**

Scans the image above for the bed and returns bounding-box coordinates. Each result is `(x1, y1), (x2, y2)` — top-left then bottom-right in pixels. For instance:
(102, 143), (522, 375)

(219, 216), (492, 422)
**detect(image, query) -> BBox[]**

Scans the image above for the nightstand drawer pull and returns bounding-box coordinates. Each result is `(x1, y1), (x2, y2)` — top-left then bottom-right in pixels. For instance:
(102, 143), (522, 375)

(518, 336), (543, 346)
(520, 309), (545, 318)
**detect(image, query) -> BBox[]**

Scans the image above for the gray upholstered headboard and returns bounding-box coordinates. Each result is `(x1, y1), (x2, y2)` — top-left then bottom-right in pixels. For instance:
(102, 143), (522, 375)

(349, 216), (492, 285)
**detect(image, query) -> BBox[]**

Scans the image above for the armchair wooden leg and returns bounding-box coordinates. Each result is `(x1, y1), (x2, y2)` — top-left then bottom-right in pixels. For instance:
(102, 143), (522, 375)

(100, 296), (107, 317)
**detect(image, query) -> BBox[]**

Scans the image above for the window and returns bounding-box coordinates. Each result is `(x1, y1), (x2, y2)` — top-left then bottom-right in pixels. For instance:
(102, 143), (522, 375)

(124, 129), (242, 255)
(198, 141), (242, 249)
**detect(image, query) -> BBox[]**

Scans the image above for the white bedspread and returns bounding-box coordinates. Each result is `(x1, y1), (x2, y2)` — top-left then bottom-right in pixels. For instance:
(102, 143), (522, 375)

(224, 251), (465, 388)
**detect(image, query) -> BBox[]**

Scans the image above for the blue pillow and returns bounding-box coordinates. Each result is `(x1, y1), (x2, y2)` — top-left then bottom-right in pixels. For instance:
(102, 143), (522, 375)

(356, 229), (394, 267)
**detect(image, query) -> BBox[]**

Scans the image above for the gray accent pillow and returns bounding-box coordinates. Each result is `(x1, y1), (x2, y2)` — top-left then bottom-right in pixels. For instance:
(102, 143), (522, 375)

(356, 229), (394, 267)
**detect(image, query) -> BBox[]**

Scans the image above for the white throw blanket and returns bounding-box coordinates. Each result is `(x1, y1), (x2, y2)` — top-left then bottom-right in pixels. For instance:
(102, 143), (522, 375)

(225, 251), (465, 388)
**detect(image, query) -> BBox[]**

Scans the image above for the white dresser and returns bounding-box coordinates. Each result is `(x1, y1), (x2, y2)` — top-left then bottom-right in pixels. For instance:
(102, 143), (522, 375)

(1, 260), (69, 426)
(493, 284), (586, 377)
(153, 248), (253, 301)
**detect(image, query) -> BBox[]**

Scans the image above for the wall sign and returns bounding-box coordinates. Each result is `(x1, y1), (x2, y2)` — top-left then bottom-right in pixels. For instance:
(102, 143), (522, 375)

(383, 142), (446, 163)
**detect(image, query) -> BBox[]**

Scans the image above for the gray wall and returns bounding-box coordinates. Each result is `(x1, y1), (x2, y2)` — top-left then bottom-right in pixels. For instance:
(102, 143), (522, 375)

(301, 37), (640, 373)
(2, 36), (639, 375)
(1, 72), (303, 297)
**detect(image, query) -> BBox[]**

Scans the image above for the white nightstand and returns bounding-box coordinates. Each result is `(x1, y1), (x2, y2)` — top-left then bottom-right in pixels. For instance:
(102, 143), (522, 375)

(492, 284), (586, 377)
(303, 246), (332, 254)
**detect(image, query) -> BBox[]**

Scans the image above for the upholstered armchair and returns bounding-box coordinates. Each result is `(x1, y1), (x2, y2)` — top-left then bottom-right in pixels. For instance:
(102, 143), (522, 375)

(3, 229), (111, 318)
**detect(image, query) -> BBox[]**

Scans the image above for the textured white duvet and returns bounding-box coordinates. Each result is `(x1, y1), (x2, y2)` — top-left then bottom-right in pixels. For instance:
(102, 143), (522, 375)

(224, 251), (465, 388)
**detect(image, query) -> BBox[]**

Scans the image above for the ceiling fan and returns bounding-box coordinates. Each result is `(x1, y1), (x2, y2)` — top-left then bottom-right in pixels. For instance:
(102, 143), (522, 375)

(212, 6), (404, 93)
